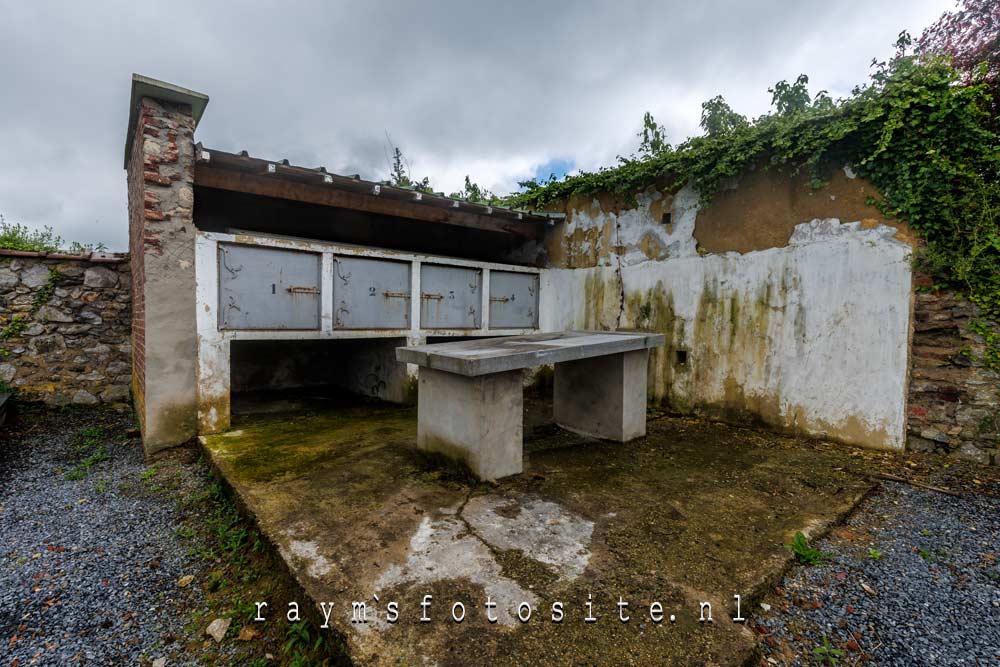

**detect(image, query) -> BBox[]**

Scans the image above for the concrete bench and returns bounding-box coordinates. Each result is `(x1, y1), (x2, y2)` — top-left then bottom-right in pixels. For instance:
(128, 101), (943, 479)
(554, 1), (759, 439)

(396, 331), (666, 481)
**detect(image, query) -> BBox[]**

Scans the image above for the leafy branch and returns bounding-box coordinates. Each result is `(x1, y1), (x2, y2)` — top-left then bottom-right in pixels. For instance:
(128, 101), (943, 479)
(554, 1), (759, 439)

(510, 35), (1000, 369)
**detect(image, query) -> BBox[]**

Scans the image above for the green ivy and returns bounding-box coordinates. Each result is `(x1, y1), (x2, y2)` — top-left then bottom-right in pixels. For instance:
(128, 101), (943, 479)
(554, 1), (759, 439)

(0, 268), (61, 357)
(511, 45), (1000, 370)
(32, 268), (59, 310)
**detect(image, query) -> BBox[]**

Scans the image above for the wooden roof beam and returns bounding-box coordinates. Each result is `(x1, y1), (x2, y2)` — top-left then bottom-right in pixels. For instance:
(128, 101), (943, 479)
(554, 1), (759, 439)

(194, 164), (547, 239)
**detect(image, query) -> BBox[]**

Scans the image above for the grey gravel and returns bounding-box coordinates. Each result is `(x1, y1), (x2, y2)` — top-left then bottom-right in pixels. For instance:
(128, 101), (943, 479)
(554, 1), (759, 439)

(756, 481), (1000, 666)
(0, 407), (207, 666)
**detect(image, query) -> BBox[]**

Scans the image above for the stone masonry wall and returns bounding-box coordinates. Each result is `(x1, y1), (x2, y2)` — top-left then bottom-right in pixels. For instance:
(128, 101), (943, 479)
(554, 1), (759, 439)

(0, 250), (132, 406)
(907, 283), (1000, 464)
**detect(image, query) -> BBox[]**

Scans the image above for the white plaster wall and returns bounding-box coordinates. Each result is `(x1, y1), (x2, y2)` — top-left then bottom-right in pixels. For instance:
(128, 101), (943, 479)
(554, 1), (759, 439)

(540, 215), (913, 450)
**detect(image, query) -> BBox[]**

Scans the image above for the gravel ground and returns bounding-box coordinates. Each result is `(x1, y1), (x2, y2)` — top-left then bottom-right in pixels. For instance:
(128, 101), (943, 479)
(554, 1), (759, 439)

(0, 407), (213, 667)
(755, 480), (1000, 666)
(4, 404), (999, 667)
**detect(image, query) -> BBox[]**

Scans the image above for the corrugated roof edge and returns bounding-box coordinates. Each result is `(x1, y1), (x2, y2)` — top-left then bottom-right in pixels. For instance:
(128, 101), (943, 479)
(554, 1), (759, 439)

(194, 144), (566, 225)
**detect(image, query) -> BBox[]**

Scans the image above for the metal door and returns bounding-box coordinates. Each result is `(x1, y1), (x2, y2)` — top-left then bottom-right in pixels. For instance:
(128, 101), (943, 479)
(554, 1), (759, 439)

(218, 244), (321, 330)
(489, 271), (538, 329)
(420, 264), (482, 329)
(333, 256), (411, 329)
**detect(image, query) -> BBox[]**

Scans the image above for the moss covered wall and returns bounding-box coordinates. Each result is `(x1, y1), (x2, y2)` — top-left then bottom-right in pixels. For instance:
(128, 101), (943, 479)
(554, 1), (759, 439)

(539, 170), (915, 451)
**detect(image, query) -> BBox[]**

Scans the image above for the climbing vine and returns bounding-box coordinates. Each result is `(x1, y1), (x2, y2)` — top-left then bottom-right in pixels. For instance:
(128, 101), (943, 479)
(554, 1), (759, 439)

(510, 37), (1000, 370)
(0, 267), (61, 358)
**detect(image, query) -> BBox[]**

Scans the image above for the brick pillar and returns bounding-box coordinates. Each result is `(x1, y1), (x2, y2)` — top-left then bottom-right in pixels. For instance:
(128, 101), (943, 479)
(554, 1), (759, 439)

(124, 75), (208, 454)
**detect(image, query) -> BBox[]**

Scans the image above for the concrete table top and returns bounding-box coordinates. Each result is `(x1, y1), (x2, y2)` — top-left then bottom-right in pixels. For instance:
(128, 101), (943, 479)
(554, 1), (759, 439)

(396, 330), (666, 376)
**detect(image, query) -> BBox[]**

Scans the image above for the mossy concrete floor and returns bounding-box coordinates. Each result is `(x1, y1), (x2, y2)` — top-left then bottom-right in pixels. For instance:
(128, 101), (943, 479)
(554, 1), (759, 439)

(201, 393), (897, 667)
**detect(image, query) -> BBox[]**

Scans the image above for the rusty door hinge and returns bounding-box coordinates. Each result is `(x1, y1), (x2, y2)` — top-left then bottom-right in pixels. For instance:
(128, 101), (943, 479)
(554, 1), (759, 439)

(286, 286), (319, 295)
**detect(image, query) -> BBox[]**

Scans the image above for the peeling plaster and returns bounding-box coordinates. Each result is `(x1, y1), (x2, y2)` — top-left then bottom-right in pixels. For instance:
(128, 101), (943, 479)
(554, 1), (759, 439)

(789, 217), (900, 245)
(540, 217), (913, 450)
(560, 185), (700, 269)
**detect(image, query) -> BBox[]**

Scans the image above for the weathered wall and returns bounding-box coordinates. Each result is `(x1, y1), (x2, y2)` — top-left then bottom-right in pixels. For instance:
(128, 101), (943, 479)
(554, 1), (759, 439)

(540, 172), (915, 451)
(0, 251), (131, 406)
(691, 166), (915, 254)
(126, 96), (199, 452)
(907, 284), (999, 464)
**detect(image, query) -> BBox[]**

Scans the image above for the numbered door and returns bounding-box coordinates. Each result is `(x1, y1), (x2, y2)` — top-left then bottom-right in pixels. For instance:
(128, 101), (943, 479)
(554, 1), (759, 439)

(420, 264), (482, 329)
(332, 256), (411, 329)
(489, 271), (538, 329)
(218, 244), (321, 330)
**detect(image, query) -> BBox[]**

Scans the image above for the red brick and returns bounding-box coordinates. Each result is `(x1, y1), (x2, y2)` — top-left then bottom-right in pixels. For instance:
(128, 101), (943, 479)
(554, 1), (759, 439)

(143, 171), (170, 186)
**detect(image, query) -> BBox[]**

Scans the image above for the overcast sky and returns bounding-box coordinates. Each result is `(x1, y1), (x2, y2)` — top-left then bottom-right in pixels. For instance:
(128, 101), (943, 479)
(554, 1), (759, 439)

(0, 0), (951, 251)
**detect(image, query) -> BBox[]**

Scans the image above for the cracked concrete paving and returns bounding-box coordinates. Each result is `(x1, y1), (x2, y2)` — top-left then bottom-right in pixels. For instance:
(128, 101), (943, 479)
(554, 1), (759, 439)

(200, 394), (890, 666)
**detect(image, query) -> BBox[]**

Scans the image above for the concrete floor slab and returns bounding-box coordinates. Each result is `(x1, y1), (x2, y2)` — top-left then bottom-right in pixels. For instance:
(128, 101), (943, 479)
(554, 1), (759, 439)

(201, 394), (884, 666)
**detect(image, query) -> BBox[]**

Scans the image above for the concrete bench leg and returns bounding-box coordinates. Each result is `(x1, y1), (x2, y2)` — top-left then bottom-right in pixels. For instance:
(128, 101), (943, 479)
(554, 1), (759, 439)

(554, 349), (649, 442)
(417, 367), (523, 481)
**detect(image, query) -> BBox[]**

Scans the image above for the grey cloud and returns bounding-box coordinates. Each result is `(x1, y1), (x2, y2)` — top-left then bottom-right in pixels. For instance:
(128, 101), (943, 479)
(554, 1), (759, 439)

(0, 0), (949, 250)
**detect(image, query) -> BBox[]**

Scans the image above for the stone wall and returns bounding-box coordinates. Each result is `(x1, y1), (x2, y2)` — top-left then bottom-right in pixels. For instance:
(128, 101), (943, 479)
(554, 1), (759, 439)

(0, 250), (131, 406)
(907, 284), (1000, 464)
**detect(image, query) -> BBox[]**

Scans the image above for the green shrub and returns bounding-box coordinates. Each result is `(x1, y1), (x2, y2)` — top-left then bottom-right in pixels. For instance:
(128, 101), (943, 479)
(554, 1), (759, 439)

(813, 635), (844, 665)
(0, 216), (63, 252)
(0, 215), (107, 254)
(786, 531), (826, 565)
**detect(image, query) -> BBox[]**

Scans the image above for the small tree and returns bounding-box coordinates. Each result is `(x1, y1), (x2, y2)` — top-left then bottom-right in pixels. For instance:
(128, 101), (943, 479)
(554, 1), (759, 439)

(768, 74), (813, 115)
(449, 176), (497, 204)
(769, 74), (834, 115)
(385, 138), (434, 193)
(389, 146), (409, 187)
(636, 111), (669, 159)
(917, 0), (999, 82)
(699, 96), (748, 137)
